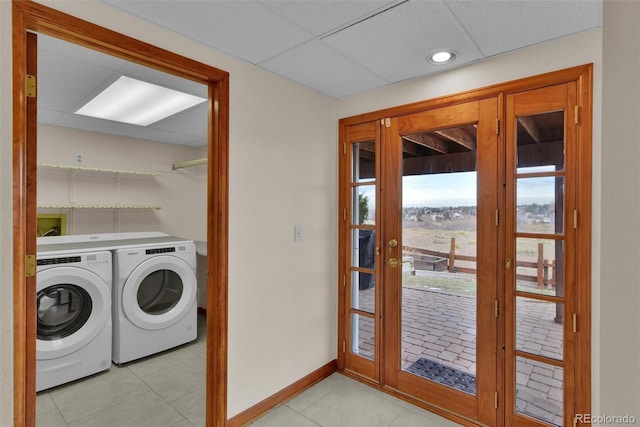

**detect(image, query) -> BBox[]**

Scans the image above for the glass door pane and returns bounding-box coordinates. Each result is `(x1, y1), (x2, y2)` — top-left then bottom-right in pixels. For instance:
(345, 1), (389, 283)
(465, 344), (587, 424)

(506, 83), (576, 426)
(342, 121), (380, 379)
(383, 98), (498, 425)
(400, 125), (478, 395)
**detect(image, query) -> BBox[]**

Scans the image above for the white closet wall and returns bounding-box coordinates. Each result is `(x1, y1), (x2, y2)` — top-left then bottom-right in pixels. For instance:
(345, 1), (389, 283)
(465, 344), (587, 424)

(37, 124), (207, 242)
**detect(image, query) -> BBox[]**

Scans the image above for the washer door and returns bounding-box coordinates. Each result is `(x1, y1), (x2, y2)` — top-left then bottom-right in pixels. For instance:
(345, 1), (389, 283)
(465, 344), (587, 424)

(121, 255), (196, 331)
(37, 267), (110, 360)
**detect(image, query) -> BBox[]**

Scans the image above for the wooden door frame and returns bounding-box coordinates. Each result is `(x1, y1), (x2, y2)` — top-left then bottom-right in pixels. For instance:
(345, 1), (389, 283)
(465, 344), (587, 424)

(337, 65), (592, 425)
(11, 2), (229, 426)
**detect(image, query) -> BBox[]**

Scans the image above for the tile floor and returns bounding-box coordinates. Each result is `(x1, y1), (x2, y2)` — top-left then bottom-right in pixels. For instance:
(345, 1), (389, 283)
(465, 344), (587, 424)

(37, 317), (207, 427)
(37, 315), (459, 427)
(248, 373), (462, 427)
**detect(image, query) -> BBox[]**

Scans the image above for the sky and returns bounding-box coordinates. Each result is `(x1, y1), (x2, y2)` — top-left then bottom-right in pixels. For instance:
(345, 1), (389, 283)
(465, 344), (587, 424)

(358, 166), (558, 212)
(403, 172), (477, 207)
(402, 167), (559, 208)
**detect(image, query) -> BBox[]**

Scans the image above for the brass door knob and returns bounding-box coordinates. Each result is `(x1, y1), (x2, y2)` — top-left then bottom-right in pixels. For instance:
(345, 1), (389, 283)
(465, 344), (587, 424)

(388, 258), (399, 268)
(388, 239), (398, 248)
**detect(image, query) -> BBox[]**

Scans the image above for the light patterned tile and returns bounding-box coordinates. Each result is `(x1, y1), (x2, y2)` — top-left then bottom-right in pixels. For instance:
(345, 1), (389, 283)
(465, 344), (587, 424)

(250, 405), (319, 427)
(36, 392), (57, 414)
(36, 408), (67, 427)
(67, 390), (184, 427)
(169, 388), (205, 427)
(301, 381), (404, 427)
(126, 344), (202, 378)
(285, 373), (347, 413)
(50, 365), (149, 423)
(140, 360), (206, 402)
(390, 408), (462, 427)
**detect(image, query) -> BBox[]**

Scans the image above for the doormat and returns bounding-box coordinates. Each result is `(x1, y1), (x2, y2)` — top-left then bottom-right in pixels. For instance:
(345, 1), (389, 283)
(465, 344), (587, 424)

(405, 358), (476, 395)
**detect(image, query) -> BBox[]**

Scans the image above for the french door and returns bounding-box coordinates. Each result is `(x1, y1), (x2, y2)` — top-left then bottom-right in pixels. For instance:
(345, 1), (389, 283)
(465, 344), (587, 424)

(340, 98), (499, 425)
(339, 70), (591, 427)
(383, 99), (499, 425)
(504, 83), (578, 426)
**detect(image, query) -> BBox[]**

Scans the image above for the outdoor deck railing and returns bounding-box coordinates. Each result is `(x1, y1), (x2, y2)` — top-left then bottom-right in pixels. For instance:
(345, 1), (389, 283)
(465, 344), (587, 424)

(403, 237), (555, 289)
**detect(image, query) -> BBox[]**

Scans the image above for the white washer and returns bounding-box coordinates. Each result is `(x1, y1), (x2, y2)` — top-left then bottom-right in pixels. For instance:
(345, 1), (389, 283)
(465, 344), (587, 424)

(37, 231), (169, 245)
(112, 237), (197, 364)
(36, 250), (112, 392)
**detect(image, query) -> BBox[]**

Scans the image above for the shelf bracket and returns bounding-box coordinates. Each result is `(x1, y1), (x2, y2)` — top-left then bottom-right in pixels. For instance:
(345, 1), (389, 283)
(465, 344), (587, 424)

(172, 158), (208, 170)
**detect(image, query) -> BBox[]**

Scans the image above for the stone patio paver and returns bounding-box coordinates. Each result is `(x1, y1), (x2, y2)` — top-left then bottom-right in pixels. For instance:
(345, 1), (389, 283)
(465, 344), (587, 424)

(352, 271), (564, 425)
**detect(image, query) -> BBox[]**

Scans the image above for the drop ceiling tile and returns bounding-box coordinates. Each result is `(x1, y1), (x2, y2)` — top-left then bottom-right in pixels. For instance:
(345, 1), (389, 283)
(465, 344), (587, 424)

(38, 33), (128, 71)
(103, 0), (313, 64)
(259, 0), (396, 36)
(38, 50), (119, 112)
(323, 0), (484, 83)
(259, 40), (389, 98)
(446, 0), (602, 57)
(55, 113), (141, 138)
(38, 109), (67, 126)
(150, 105), (207, 139)
(178, 138), (208, 148)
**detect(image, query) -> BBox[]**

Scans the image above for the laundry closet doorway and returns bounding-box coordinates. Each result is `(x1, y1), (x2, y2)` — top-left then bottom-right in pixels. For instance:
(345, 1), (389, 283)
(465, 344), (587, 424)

(12, 2), (229, 426)
(338, 66), (592, 426)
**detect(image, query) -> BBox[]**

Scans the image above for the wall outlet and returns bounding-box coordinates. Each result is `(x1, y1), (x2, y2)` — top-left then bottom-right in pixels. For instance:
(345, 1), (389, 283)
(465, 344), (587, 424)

(75, 153), (83, 164)
(294, 224), (303, 241)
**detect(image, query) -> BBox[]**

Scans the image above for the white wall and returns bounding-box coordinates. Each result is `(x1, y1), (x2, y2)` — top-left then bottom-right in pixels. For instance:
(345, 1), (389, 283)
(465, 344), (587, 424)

(0, 0), (13, 425)
(37, 124), (207, 241)
(226, 52), (338, 418)
(600, 0), (640, 418)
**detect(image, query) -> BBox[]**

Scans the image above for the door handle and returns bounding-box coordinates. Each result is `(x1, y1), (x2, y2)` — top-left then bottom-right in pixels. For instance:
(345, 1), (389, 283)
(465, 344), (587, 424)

(388, 258), (399, 268)
(388, 239), (398, 255)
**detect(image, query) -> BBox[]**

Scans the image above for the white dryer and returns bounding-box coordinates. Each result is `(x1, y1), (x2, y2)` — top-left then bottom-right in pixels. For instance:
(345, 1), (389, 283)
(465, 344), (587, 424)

(36, 250), (112, 392)
(112, 237), (197, 364)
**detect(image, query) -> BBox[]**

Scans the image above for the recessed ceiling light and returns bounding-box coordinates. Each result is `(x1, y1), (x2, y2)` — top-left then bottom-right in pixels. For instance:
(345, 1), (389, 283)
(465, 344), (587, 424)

(428, 51), (457, 65)
(75, 76), (206, 126)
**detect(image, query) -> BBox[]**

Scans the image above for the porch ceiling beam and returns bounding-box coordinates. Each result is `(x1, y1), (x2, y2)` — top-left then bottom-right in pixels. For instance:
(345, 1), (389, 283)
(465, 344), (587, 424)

(402, 138), (425, 155)
(353, 140), (375, 159)
(518, 116), (542, 143)
(433, 128), (476, 151)
(403, 134), (449, 154)
(357, 149), (375, 160)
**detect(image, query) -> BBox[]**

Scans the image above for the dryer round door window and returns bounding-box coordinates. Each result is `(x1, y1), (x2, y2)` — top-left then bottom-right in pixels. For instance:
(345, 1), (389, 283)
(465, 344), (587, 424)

(36, 267), (110, 360)
(122, 255), (196, 331)
(137, 269), (183, 315)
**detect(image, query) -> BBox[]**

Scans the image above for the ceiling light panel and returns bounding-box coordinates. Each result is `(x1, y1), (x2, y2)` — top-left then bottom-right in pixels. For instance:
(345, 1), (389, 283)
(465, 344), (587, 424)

(104, 0), (313, 64)
(446, 0), (602, 57)
(120, 62), (207, 99)
(322, 0), (483, 82)
(75, 76), (206, 126)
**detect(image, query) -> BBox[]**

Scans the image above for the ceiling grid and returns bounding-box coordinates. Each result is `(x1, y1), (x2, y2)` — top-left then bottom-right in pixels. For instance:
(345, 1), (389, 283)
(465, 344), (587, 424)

(38, 0), (601, 146)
